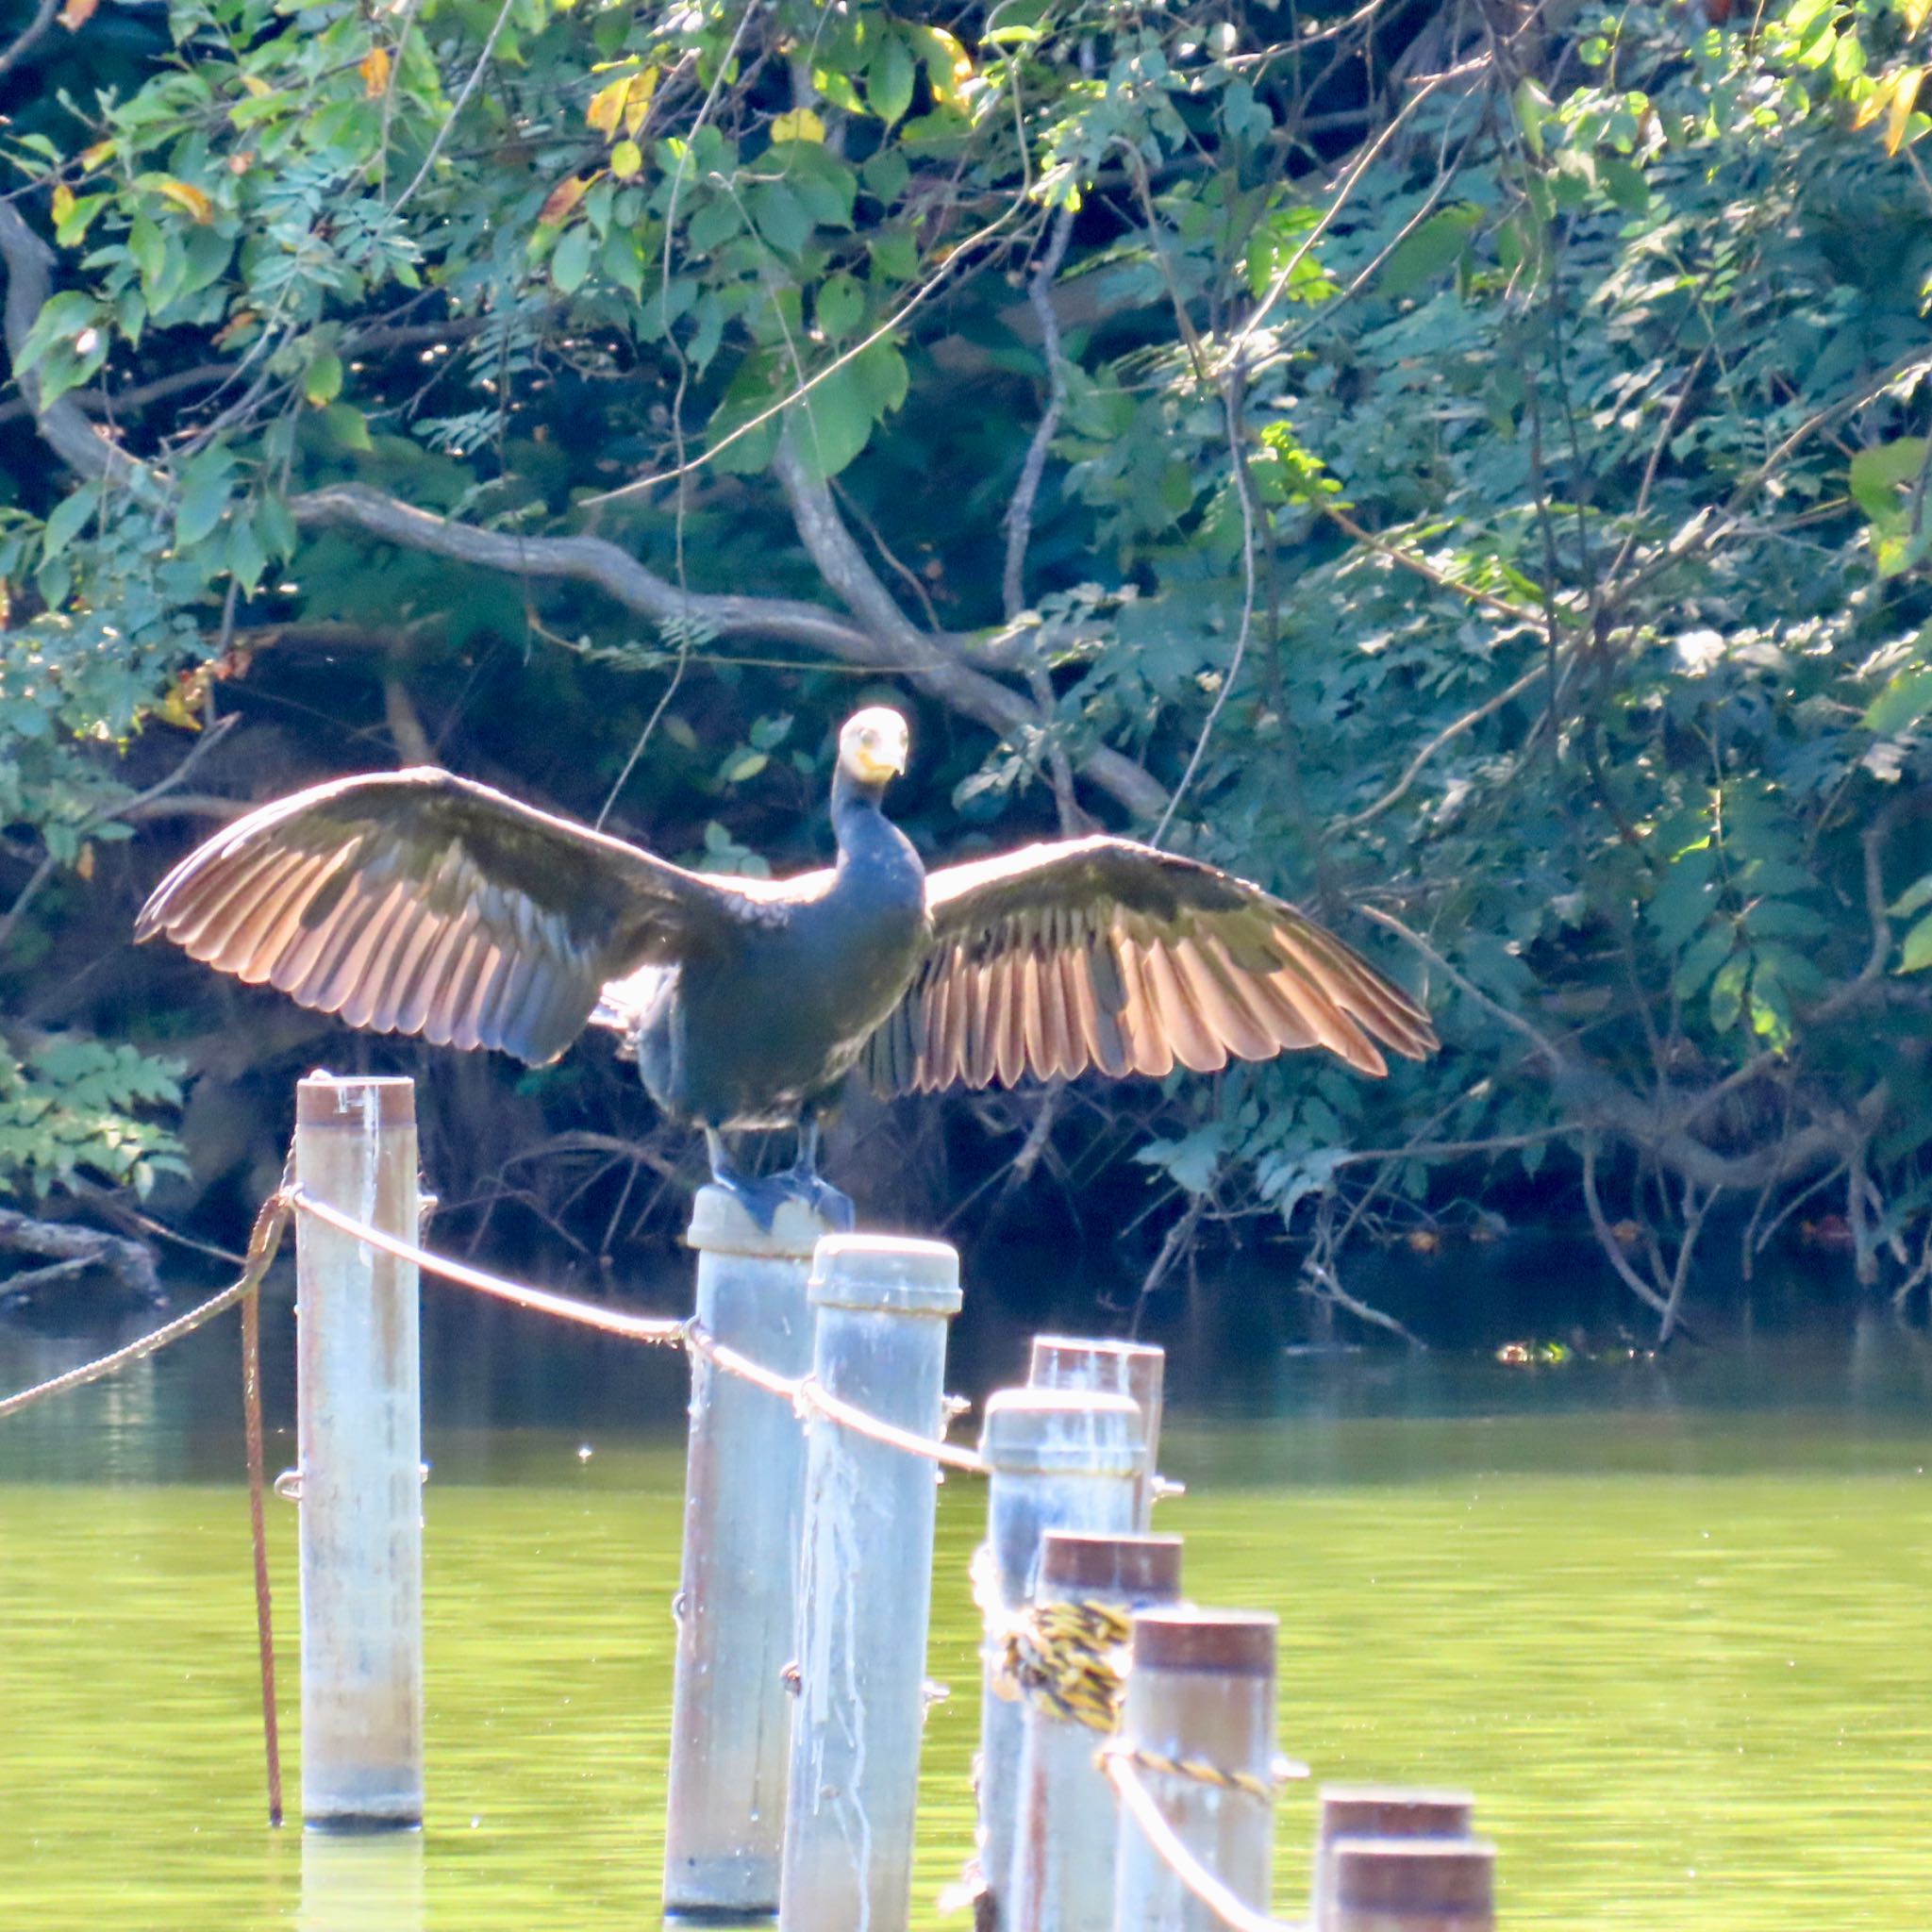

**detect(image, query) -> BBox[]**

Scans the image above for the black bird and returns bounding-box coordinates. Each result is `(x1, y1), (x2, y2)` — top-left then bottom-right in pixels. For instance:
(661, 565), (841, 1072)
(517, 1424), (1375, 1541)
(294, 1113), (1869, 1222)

(136, 708), (1436, 1227)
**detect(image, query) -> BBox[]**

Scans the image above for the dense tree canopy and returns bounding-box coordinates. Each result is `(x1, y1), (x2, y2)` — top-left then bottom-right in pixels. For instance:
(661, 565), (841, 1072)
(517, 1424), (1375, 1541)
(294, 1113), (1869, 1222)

(4, 0), (1932, 1335)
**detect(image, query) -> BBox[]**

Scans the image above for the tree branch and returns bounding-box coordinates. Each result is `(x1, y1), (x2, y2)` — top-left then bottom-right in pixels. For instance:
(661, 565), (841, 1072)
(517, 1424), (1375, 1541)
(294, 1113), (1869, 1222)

(0, 198), (1169, 821)
(771, 433), (1169, 817)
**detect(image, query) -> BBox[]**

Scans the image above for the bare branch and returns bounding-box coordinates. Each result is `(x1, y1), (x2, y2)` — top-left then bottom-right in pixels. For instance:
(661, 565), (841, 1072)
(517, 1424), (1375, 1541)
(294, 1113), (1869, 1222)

(0, 0), (61, 82)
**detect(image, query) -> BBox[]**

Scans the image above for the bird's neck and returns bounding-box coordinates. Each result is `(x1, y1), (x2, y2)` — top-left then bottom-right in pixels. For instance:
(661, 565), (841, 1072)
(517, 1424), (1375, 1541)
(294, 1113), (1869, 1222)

(829, 770), (923, 892)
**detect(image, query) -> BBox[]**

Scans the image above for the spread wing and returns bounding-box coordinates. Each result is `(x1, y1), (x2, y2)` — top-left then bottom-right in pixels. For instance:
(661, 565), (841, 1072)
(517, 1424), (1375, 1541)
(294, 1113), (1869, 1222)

(136, 768), (773, 1066)
(862, 836), (1436, 1095)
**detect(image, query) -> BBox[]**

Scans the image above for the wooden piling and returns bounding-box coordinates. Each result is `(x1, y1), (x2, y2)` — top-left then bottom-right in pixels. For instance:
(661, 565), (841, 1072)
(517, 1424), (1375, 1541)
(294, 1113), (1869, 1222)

(1111, 1608), (1278, 1932)
(663, 1188), (829, 1918)
(292, 1074), (424, 1832)
(1312, 1789), (1475, 1931)
(778, 1232), (962, 1932)
(1027, 1337), (1165, 1528)
(976, 1388), (1148, 1924)
(1008, 1532), (1183, 1932)
(1326, 1838), (1496, 1931)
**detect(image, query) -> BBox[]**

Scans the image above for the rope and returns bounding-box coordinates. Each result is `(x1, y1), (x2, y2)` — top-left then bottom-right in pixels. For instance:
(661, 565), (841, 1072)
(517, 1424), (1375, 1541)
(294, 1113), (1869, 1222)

(286, 1188), (688, 1345)
(1101, 1749), (1297, 1932)
(0, 1176), (294, 1422)
(686, 1322), (990, 1474)
(1105, 1742), (1306, 1804)
(992, 1596), (1134, 1732)
(288, 1190), (989, 1472)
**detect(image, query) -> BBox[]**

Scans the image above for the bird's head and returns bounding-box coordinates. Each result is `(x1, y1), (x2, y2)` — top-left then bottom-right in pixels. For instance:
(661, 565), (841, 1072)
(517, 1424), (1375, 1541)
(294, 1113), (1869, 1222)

(838, 707), (910, 790)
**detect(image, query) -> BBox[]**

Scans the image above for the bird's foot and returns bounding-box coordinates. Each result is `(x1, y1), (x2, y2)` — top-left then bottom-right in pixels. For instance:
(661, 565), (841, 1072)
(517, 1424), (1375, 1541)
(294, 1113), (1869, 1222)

(781, 1167), (856, 1233)
(706, 1165), (855, 1235)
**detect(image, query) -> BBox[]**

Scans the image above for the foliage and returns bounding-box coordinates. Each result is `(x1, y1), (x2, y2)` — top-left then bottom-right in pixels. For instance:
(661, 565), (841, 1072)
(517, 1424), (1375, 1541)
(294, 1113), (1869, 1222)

(3, 0), (1932, 1326)
(0, 1035), (185, 1198)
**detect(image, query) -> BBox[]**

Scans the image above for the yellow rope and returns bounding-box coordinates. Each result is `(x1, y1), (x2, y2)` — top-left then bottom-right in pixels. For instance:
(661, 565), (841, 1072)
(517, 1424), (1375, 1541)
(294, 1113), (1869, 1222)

(993, 1596), (1134, 1732)
(1099, 1741), (1306, 1804)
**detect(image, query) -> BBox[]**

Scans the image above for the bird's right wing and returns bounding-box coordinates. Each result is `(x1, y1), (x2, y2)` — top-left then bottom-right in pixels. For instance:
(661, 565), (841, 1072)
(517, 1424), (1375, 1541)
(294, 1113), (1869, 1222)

(136, 768), (770, 1066)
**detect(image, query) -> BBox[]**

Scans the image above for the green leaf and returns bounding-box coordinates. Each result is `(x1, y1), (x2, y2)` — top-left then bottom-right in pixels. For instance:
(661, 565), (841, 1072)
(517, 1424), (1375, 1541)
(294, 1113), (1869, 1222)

(552, 224), (593, 293)
(174, 447), (235, 549)
(1890, 871), (1932, 921)
(1708, 953), (1749, 1032)
(1671, 924), (1734, 1003)
(1378, 204), (1481, 298)
(785, 362), (874, 481)
(1864, 661), (1932, 735)
(127, 213), (164, 289)
(304, 350), (343, 407)
(1849, 439), (1928, 522)
(719, 747), (768, 783)
(816, 272), (864, 343)
(868, 32), (915, 125)
(750, 180), (811, 257)
(1901, 909), (1932, 973)
(322, 403), (373, 451)
(41, 485), (100, 561)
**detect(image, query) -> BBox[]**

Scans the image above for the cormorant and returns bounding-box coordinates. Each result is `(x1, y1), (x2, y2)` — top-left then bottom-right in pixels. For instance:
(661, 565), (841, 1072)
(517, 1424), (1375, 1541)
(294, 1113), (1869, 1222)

(136, 708), (1436, 1226)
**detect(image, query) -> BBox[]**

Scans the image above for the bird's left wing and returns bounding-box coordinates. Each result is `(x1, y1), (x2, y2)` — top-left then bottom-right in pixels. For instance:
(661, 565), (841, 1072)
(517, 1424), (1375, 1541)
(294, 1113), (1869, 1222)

(136, 768), (767, 1066)
(862, 836), (1436, 1095)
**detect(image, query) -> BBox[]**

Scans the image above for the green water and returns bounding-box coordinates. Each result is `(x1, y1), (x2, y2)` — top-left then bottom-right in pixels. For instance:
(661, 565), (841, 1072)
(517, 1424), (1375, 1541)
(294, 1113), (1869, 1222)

(4, 1286), (1932, 1928)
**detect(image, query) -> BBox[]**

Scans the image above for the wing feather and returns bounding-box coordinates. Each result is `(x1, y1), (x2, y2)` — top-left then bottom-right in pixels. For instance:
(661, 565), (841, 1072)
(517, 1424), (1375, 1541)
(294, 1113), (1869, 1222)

(138, 765), (771, 1066)
(865, 834), (1434, 1096)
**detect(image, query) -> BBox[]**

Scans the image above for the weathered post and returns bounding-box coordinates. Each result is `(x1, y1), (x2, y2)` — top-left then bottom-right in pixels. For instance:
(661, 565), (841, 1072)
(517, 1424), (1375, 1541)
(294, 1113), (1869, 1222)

(664, 1189), (828, 1918)
(977, 1388), (1148, 1924)
(1326, 1838), (1496, 1931)
(1111, 1608), (1278, 1932)
(1027, 1337), (1166, 1528)
(1008, 1532), (1183, 1932)
(1312, 1789), (1475, 1930)
(779, 1233), (962, 1932)
(292, 1074), (424, 1832)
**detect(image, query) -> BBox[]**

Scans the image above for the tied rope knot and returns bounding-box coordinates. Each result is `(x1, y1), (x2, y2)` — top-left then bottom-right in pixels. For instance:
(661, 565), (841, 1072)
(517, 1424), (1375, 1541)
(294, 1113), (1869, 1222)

(990, 1595), (1135, 1733)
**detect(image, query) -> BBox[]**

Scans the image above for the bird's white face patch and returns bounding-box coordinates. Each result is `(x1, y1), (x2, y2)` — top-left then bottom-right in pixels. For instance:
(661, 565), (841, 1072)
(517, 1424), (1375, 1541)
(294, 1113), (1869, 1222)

(840, 707), (909, 786)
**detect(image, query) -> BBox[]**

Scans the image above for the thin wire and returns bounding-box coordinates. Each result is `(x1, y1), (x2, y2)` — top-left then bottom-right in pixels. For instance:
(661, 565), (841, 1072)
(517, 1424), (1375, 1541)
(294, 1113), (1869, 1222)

(1102, 1751), (1292, 1932)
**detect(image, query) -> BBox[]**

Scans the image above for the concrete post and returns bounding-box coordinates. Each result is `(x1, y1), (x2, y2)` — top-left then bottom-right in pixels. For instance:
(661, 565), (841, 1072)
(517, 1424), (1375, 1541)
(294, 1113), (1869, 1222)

(976, 1389), (1147, 1924)
(1027, 1338), (1166, 1528)
(292, 1074), (424, 1832)
(1009, 1532), (1184, 1932)
(1327, 1838), (1496, 1931)
(1312, 1789), (1475, 1930)
(1112, 1608), (1277, 1932)
(778, 1233), (962, 1932)
(663, 1189), (828, 1917)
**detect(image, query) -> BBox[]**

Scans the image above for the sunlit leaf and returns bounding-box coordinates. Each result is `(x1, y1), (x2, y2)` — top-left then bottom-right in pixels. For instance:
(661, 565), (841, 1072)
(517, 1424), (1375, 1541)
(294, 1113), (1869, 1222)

(152, 178), (214, 224)
(771, 108), (826, 144)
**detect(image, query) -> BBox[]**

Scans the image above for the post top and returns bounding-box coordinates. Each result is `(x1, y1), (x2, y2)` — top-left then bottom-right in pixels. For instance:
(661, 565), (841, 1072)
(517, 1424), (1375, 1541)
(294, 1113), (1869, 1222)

(1328, 1836), (1496, 1912)
(1039, 1529), (1182, 1599)
(295, 1074), (416, 1128)
(1030, 1334), (1164, 1371)
(978, 1387), (1145, 1474)
(1319, 1786), (1478, 1838)
(685, 1185), (830, 1258)
(809, 1232), (961, 1314)
(1131, 1606), (1278, 1675)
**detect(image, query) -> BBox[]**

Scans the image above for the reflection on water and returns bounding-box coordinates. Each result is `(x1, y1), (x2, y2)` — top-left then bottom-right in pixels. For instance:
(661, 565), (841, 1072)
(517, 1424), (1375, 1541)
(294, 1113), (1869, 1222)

(3, 1253), (1931, 1928)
